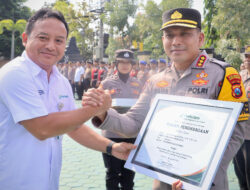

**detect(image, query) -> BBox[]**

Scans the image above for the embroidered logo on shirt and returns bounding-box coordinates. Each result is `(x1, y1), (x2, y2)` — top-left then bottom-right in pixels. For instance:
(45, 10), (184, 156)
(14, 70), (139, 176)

(196, 55), (207, 67)
(192, 70), (209, 86)
(156, 80), (169, 88)
(38, 90), (44, 95)
(227, 74), (243, 98)
(59, 95), (69, 99)
(187, 87), (208, 94)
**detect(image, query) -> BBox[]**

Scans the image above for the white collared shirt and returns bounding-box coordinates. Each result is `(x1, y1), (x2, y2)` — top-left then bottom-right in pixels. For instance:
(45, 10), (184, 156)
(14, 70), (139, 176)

(0, 51), (75, 190)
(74, 66), (84, 82)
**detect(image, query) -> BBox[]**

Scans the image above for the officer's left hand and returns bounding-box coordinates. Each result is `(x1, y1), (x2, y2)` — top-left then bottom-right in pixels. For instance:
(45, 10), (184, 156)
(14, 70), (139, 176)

(112, 142), (137, 160)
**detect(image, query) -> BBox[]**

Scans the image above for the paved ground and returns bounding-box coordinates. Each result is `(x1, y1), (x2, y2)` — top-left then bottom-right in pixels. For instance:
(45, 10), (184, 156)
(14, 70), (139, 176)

(59, 101), (240, 190)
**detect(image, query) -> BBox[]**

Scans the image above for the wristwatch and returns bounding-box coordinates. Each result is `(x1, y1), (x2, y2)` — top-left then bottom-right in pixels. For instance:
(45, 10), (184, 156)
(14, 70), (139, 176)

(106, 141), (115, 155)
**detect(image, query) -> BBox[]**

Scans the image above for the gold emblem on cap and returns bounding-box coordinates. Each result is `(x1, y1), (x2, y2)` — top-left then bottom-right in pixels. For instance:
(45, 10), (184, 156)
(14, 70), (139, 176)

(246, 46), (250, 53)
(171, 11), (182, 19)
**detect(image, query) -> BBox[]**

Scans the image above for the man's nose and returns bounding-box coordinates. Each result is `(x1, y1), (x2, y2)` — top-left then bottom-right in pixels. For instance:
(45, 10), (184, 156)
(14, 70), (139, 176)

(45, 40), (56, 51)
(172, 35), (182, 46)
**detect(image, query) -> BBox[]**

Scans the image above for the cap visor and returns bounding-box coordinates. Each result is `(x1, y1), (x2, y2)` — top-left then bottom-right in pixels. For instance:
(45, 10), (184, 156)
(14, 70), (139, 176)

(161, 23), (197, 30)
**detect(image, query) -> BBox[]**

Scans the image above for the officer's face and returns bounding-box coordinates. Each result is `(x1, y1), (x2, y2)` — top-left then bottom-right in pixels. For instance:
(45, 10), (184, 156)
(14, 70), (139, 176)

(117, 60), (133, 74)
(162, 26), (204, 66)
(22, 18), (67, 72)
(244, 54), (250, 70)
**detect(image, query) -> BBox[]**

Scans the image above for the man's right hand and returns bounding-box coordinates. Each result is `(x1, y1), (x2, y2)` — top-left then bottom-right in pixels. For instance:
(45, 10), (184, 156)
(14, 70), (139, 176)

(82, 88), (111, 118)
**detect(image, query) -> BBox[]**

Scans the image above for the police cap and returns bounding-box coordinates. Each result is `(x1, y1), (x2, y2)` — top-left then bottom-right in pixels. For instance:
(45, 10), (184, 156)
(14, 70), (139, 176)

(150, 59), (158, 64)
(161, 8), (201, 30)
(245, 45), (250, 55)
(115, 49), (134, 61)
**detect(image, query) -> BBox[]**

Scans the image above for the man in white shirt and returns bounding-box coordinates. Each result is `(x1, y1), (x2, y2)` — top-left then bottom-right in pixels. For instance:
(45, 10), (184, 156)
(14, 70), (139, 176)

(0, 8), (135, 190)
(74, 61), (85, 100)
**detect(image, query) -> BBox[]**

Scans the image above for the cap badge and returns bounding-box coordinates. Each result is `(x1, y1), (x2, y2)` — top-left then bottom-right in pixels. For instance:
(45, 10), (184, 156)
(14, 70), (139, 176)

(171, 11), (182, 19)
(124, 52), (130, 58)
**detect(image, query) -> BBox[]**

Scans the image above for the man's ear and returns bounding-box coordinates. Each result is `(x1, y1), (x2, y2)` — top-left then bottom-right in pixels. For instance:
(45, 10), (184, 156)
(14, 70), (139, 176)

(22, 32), (28, 47)
(199, 32), (205, 48)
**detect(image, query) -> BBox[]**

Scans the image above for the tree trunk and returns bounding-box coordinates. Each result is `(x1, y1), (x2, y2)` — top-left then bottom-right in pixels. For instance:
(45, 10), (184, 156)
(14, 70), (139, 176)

(11, 30), (15, 60)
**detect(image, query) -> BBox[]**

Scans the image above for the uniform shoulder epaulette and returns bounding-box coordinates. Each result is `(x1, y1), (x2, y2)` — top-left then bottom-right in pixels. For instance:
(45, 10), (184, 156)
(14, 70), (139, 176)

(210, 58), (231, 69)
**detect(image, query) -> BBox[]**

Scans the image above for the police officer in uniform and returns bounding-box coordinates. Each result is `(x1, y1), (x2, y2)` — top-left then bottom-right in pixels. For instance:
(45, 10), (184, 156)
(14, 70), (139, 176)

(148, 59), (158, 77)
(233, 45), (250, 190)
(83, 8), (249, 190)
(99, 49), (142, 190)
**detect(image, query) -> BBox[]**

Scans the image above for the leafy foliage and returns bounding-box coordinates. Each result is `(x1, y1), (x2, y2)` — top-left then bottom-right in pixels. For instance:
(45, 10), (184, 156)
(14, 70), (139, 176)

(0, 0), (31, 59)
(212, 0), (250, 67)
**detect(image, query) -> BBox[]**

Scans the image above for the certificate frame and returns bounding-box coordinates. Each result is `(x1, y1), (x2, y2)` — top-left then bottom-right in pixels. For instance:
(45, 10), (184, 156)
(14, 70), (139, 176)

(125, 94), (243, 190)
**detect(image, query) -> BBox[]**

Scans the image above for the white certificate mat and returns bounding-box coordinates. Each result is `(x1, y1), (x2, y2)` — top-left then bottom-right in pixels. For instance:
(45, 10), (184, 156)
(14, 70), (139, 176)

(125, 94), (243, 190)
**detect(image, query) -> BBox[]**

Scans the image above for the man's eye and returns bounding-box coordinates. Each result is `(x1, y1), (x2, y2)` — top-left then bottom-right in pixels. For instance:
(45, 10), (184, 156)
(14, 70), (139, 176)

(56, 39), (63, 43)
(165, 34), (174, 39)
(38, 36), (47, 40)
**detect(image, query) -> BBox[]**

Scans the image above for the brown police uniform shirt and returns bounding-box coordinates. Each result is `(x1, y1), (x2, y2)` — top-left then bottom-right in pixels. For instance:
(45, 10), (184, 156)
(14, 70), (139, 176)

(240, 69), (250, 140)
(100, 74), (142, 138)
(93, 50), (249, 190)
(137, 70), (148, 86)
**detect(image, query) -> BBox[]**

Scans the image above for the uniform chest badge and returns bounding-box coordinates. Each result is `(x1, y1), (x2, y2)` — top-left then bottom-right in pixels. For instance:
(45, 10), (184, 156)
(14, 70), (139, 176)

(196, 55), (207, 67)
(131, 82), (140, 87)
(57, 102), (64, 111)
(192, 70), (209, 86)
(156, 80), (169, 88)
(109, 89), (116, 95)
(226, 74), (243, 98)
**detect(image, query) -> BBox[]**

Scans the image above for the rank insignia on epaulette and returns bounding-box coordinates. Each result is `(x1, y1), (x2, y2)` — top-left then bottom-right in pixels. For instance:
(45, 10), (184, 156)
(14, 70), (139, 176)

(196, 55), (207, 67)
(156, 80), (169, 87)
(226, 74), (243, 98)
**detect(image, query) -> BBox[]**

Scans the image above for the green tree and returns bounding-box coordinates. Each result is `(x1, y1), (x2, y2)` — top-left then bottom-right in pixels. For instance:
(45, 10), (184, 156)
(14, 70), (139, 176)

(203, 0), (219, 48)
(212, 0), (250, 69)
(0, 19), (27, 59)
(0, 0), (31, 59)
(104, 0), (138, 59)
(53, 0), (94, 59)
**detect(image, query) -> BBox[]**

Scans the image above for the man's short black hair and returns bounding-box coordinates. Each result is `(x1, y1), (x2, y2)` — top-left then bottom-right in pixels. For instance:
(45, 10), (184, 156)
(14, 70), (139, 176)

(25, 8), (69, 37)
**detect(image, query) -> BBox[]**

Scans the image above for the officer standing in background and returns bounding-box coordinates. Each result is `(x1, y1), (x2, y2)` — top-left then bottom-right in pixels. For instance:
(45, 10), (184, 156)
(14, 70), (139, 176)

(233, 45), (250, 190)
(137, 60), (148, 86)
(148, 59), (158, 77)
(99, 49), (142, 190)
(91, 58), (99, 88)
(158, 58), (167, 72)
(82, 8), (249, 190)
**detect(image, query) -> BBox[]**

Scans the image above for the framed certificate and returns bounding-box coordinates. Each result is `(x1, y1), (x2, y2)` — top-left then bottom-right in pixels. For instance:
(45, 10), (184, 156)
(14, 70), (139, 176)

(125, 94), (243, 190)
